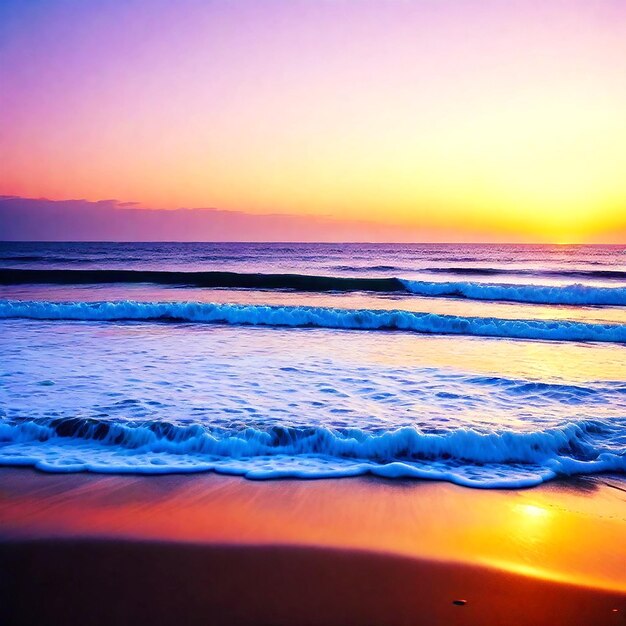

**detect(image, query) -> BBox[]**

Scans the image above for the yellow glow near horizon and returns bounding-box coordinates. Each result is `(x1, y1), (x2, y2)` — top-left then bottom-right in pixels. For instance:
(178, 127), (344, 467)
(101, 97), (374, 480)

(1, 0), (626, 241)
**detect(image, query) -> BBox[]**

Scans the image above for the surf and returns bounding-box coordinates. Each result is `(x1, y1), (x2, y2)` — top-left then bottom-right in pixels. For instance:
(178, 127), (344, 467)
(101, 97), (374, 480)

(1, 299), (625, 343)
(0, 417), (624, 488)
(2, 268), (626, 306)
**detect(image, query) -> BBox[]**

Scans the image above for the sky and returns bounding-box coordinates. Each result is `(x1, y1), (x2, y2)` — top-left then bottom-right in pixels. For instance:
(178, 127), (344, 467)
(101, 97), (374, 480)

(1, 0), (625, 242)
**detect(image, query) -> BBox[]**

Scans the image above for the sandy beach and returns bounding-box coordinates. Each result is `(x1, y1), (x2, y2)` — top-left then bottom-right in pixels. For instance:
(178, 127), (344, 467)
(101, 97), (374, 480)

(1, 468), (624, 625)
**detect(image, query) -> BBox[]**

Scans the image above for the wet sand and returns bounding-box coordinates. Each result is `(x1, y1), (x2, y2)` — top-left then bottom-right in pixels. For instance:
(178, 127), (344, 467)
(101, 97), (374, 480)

(1, 469), (625, 625)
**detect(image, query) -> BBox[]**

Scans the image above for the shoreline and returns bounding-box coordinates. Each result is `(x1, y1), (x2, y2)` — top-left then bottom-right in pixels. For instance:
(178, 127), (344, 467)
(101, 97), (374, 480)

(1, 468), (625, 624)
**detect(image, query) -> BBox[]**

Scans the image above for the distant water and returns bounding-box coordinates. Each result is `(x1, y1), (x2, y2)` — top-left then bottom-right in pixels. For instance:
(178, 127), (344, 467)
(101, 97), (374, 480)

(1, 242), (625, 488)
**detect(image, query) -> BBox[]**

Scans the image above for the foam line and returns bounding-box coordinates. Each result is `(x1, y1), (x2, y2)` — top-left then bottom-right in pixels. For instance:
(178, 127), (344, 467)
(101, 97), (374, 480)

(401, 279), (626, 306)
(1, 300), (625, 343)
(0, 418), (623, 488)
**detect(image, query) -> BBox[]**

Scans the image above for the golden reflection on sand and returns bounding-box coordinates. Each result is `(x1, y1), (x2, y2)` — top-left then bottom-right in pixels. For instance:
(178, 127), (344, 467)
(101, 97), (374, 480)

(1, 470), (624, 593)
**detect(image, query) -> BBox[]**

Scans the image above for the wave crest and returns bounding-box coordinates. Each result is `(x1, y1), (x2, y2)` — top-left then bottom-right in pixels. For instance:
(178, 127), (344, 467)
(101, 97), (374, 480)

(0, 418), (623, 488)
(2, 268), (626, 305)
(401, 279), (626, 306)
(1, 300), (625, 343)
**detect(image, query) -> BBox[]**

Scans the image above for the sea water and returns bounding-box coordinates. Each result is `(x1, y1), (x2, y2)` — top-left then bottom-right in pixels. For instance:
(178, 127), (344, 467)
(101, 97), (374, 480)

(1, 242), (625, 488)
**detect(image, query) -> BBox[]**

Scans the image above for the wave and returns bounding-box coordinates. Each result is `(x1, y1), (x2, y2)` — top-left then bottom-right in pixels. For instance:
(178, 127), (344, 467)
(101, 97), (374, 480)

(2, 268), (626, 306)
(329, 264), (414, 273)
(464, 375), (626, 401)
(0, 255), (150, 265)
(1, 300), (625, 343)
(0, 417), (623, 488)
(0, 268), (402, 292)
(6, 265), (625, 281)
(400, 279), (626, 306)
(0, 255), (50, 263)
(416, 267), (626, 280)
(333, 265), (626, 280)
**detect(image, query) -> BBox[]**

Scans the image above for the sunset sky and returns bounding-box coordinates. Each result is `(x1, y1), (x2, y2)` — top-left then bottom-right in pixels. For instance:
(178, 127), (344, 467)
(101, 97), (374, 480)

(1, 0), (625, 242)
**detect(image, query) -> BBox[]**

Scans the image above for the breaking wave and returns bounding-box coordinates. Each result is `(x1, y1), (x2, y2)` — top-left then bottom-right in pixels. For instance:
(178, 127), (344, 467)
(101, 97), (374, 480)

(2, 268), (625, 306)
(1, 300), (625, 343)
(0, 417), (623, 488)
(400, 279), (626, 306)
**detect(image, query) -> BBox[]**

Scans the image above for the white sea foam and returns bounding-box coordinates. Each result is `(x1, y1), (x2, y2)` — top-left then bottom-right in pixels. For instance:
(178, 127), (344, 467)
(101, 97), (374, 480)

(1, 300), (625, 343)
(0, 419), (626, 488)
(401, 279), (626, 306)
(0, 418), (624, 488)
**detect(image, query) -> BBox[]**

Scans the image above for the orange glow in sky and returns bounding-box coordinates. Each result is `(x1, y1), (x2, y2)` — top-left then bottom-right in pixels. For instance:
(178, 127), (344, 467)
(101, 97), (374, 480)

(1, 0), (625, 242)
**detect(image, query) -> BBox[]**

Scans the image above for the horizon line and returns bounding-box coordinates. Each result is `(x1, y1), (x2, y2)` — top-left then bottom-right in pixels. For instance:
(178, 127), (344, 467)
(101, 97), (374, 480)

(1, 240), (625, 247)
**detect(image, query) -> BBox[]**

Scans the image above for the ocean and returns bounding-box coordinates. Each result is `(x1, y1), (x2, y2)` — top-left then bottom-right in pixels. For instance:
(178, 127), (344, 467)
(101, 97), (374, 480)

(1, 242), (625, 488)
